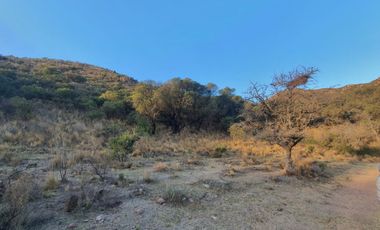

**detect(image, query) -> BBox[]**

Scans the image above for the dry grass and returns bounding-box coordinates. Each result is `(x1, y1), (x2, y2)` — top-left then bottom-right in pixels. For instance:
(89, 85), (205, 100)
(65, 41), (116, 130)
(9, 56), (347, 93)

(133, 131), (282, 158)
(44, 174), (59, 191)
(0, 174), (41, 230)
(161, 186), (190, 206)
(153, 162), (169, 172)
(143, 171), (153, 183)
(132, 130), (378, 174)
(0, 106), (106, 149)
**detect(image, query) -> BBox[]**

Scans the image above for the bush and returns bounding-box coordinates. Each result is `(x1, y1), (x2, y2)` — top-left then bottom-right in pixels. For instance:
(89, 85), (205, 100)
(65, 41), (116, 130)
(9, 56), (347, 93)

(162, 186), (190, 206)
(294, 160), (327, 178)
(126, 112), (153, 135)
(86, 110), (105, 120)
(102, 101), (128, 119)
(21, 85), (51, 99)
(229, 123), (248, 139)
(82, 152), (112, 181)
(4, 97), (33, 120)
(0, 174), (40, 230)
(212, 145), (227, 158)
(44, 174), (59, 191)
(109, 133), (138, 162)
(55, 87), (76, 100)
(50, 153), (70, 182)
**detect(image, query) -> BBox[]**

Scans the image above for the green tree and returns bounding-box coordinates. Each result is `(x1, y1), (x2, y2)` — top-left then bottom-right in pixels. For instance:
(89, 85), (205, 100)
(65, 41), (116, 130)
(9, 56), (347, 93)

(131, 83), (159, 134)
(154, 78), (211, 133)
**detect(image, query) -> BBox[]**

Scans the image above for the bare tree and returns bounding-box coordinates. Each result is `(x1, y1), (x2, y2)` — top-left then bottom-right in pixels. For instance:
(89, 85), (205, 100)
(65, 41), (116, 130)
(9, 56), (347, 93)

(247, 67), (320, 174)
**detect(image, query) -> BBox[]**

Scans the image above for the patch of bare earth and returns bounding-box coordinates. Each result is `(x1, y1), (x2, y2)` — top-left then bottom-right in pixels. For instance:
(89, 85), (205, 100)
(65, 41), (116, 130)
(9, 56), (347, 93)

(2, 151), (379, 229)
(328, 164), (380, 229)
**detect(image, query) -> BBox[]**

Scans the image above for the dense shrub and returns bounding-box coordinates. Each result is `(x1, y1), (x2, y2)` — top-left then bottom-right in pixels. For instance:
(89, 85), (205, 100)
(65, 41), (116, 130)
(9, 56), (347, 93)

(55, 87), (77, 101)
(3, 97), (33, 120)
(21, 85), (51, 99)
(109, 133), (139, 162)
(102, 101), (131, 119)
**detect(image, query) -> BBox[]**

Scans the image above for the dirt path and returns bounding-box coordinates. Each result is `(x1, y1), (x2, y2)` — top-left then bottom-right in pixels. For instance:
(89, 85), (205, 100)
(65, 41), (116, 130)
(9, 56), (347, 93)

(330, 163), (380, 229)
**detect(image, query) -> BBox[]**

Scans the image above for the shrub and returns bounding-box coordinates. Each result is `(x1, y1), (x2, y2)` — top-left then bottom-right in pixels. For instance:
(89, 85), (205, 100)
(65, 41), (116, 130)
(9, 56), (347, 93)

(21, 85), (51, 99)
(4, 97), (33, 120)
(228, 123), (249, 139)
(71, 75), (87, 83)
(50, 153), (70, 182)
(86, 110), (105, 120)
(44, 174), (59, 191)
(162, 186), (189, 206)
(85, 152), (112, 181)
(212, 145), (227, 158)
(99, 90), (119, 101)
(109, 133), (138, 162)
(101, 100), (128, 119)
(55, 87), (76, 100)
(0, 175), (40, 230)
(294, 160), (327, 178)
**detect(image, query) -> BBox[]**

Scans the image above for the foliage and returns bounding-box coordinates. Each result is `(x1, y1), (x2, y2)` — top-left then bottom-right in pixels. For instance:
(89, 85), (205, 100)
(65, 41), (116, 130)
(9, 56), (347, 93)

(109, 133), (139, 162)
(2, 96), (33, 120)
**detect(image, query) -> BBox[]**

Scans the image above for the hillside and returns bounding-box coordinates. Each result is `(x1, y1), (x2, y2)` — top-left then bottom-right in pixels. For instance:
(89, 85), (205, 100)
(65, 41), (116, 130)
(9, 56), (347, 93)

(1, 56), (380, 152)
(313, 78), (380, 124)
(1, 55), (380, 125)
(0, 55), (137, 120)
(0, 56), (379, 229)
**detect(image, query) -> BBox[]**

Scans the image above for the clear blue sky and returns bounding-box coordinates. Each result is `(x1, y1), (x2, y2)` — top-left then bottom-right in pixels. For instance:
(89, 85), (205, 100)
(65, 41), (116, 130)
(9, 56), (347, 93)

(1, 0), (380, 94)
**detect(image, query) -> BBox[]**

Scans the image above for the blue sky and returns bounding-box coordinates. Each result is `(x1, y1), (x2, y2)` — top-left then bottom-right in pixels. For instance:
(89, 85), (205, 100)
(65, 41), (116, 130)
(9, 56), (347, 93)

(1, 0), (380, 94)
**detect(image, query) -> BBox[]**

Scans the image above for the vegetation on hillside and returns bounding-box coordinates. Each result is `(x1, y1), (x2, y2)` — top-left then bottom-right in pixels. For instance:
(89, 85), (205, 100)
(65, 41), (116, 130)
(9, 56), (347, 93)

(1, 55), (380, 229)
(1, 55), (380, 159)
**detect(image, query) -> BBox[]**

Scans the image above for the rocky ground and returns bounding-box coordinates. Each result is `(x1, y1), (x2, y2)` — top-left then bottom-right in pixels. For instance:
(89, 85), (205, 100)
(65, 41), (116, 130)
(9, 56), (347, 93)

(1, 151), (379, 230)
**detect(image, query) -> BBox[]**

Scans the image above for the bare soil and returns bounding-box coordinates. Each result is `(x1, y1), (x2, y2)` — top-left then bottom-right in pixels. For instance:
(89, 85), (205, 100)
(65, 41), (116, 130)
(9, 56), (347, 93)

(2, 153), (379, 230)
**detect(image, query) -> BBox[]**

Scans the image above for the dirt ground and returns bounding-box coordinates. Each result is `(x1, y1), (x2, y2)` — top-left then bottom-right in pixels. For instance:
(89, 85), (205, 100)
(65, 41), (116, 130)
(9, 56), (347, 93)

(2, 152), (380, 230)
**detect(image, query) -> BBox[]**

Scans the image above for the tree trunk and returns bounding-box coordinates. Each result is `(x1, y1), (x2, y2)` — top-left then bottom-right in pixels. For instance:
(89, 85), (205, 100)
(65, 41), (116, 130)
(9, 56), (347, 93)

(151, 120), (156, 135)
(285, 147), (295, 175)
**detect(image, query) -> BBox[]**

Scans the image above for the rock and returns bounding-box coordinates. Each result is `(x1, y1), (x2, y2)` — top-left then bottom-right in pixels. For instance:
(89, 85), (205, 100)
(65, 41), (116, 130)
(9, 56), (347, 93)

(156, 197), (165, 205)
(96, 214), (106, 223)
(203, 184), (210, 189)
(67, 223), (77, 229)
(0, 180), (5, 199)
(310, 163), (322, 175)
(65, 194), (79, 212)
(94, 189), (105, 202)
(26, 162), (38, 169)
(131, 187), (144, 196)
(134, 208), (144, 215)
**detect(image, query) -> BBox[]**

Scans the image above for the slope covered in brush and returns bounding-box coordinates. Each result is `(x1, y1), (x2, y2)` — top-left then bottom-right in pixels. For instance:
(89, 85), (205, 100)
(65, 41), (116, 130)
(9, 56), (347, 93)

(0, 55), (137, 119)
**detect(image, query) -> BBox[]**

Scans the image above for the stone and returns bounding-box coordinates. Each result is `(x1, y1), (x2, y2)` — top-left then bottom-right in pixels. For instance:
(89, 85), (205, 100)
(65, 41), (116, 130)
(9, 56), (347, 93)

(67, 223), (77, 229)
(156, 197), (165, 205)
(203, 184), (210, 189)
(96, 214), (106, 223)
(65, 194), (79, 212)
(134, 208), (144, 215)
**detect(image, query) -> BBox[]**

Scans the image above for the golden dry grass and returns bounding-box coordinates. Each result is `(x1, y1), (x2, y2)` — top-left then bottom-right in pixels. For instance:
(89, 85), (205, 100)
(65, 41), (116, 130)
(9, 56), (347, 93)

(153, 162), (169, 172)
